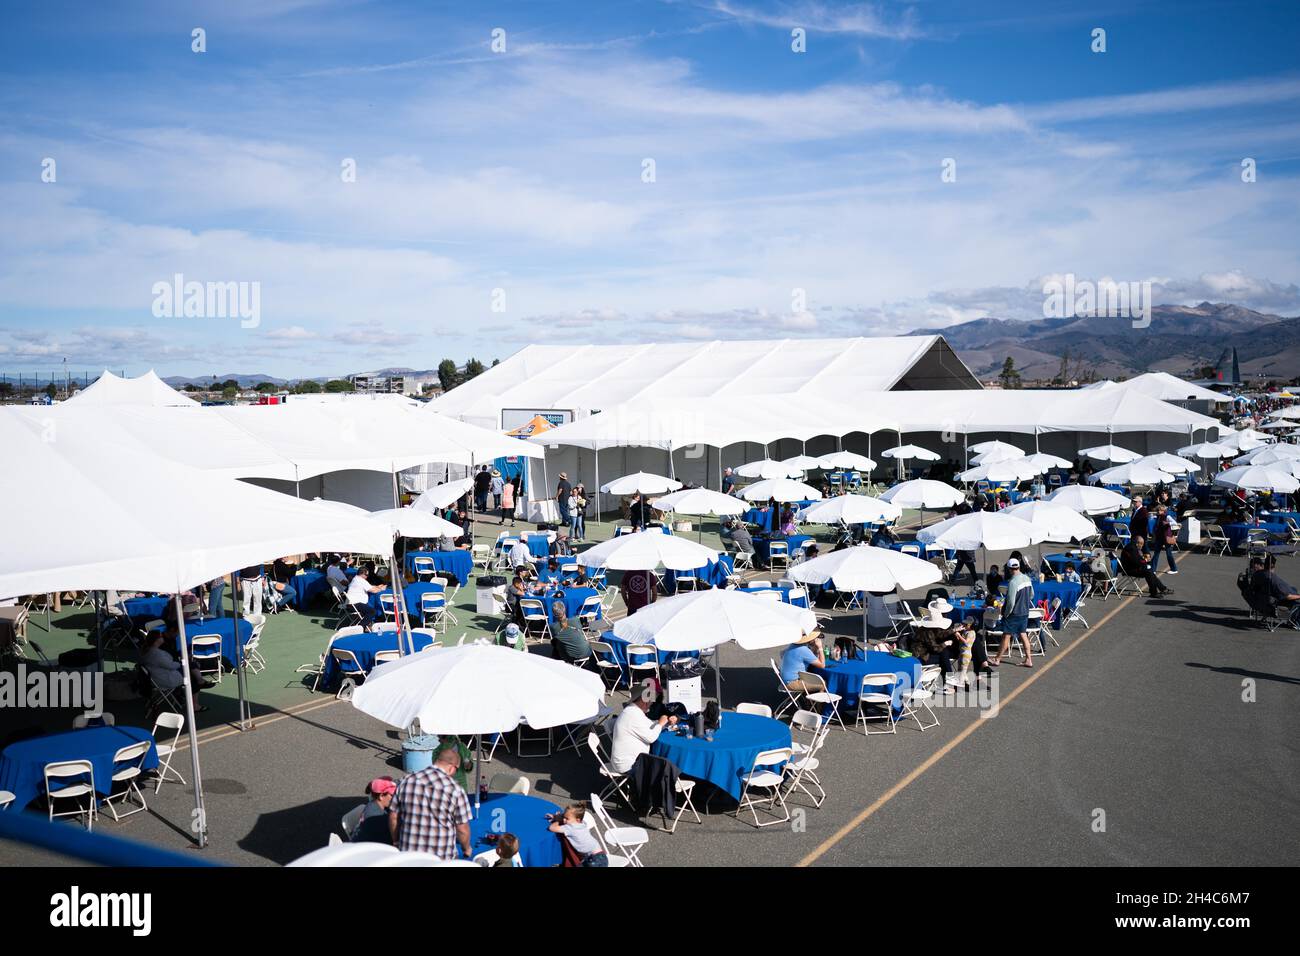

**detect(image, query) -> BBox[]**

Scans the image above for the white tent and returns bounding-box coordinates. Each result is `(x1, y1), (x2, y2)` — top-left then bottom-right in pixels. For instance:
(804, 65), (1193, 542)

(65, 370), (198, 407)
(1081, 372), (1229, 405)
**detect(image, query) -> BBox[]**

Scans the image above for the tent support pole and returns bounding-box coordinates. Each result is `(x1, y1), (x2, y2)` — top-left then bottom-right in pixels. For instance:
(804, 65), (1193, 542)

(174, 594), (207, 849)
(387, 551), (412, 655)
(667, 443), (675, 480)
(231, 572), (250, 731)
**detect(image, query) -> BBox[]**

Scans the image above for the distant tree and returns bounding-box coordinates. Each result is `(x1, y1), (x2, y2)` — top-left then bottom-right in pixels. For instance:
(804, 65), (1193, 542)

(255, 382), (278, 393)
(464, 358), (486, 380)
(437, 359), (460, 392)
(222, 385), (238, 400)
(998, 357), (1022, 389)
(0, 382), (15, 398)
(183, 383), (200, 392)
(296, 379), (323, 394)
(324, 379), (354, 393)
(491, 358), (500, 367)
(220, 379), (240, 391)
(44, 382), (57, 398)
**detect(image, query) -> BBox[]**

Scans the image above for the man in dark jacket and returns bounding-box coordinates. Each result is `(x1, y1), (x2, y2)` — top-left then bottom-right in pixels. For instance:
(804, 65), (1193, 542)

(1129, 497), (1151, 550)
(1121, 536), (1171, 598)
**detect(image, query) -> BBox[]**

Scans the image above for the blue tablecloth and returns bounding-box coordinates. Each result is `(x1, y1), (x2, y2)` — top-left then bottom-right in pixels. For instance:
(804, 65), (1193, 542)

(947, 596), (985, 623)
(403, 550), (473, 585)
(542, 587), (601, 625)
(0, 726), (158, 810)
(1032, 579), (1082, 628)
(320, 629), (438, 690)
(650, 711), (791, 801)
(292, 569), (332, 608)
(123, 595), (169, 621)
(369, 582), (445, 618)
(178, 617), (253, 668)
(1223, 522), (1289, 549)
(525, 534), (552, 558)
(662, 554), (735, 592)
(753, 534), (812, 565)
(822, 652), (921, 713)
(739, 583), (809, 608)
(1260, 510), (1300, 526)
(741, 501), (816, 533)
(465, 793), (562, 867)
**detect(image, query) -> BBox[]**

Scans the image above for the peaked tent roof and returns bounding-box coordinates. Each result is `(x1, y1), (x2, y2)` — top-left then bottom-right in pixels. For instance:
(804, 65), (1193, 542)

(429, 336), (980, 426)
(65, 370), (198, 407)
(1081, 372), (1228, 404)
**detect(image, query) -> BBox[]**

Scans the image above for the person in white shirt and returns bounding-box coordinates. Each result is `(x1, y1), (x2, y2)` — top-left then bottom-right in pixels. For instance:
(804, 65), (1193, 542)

(609, 682), (676, 774)
(509, 537), (532, 570)
(347, 568), (384, 630)
(326, 557), (349, 592)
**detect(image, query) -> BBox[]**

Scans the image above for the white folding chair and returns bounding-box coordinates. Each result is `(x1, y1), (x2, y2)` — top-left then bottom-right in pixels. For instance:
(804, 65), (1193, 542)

(589, 792), (650, 866)
(518, 599), (551, 642)
(674, 569), (699, 591)
(44, 759), (96, 830)
(585, 796), (637, 867)
(586, 733), (634, 809)
(855, 673), (900, 735)
(768, 541), (789, 571)
(411, 557), (437, 582)
(735, 702), (773, 718)
(71, 713), (115, 729)
(577, 594), (604, 636)
(588, 640), (627, 692)
(420, 591), (448, 632)
(0, 791), (15, 811)
(734, 748), (793, 828)
(1202, 524), (1232, 556)
(796, 670), (846, 731)
(900, 666), (941, 732)
(784, 709), (829, 807)
(373, 649), (401, 665)
(191, 635), (223, 684)
(149, 712), (187, 793)
(102, 741), (151, 821)
(472, 544), (492, 571)
(770, 659), (801, 720)
(330, 647), (368, 700)
(625, 644), (660, 687)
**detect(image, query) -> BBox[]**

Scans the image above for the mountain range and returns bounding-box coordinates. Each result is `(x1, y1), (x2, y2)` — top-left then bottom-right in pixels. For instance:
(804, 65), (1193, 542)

(912, 302), (1300, 383)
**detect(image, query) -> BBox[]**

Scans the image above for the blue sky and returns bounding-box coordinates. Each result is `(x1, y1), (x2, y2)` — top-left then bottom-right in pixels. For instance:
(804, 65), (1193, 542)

(1, 0), (1298, 379)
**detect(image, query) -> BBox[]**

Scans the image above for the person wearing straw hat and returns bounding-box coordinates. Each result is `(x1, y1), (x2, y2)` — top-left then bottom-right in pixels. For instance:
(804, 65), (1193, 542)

(779, 630), (826, 694)
(910, 599), (954, 662)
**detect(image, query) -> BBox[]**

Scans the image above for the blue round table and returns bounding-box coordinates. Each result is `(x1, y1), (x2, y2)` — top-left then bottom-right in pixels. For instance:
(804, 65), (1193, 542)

(651, 711), (791, 801)
(0, 726), (158, 810)
(369, 582), (445, 618)
(165, 618), (253, 668)
(321, 629), (439, 690)
(823, 652), (921, 714)
(464, 793), (562, 867)
(947, 596), (985, 623)
(123, 595), (169, 621)
(402, 550), (474, 585)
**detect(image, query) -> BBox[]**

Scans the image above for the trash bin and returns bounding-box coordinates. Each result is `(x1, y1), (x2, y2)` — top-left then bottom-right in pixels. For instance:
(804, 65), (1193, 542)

(402, 734), (439, 774)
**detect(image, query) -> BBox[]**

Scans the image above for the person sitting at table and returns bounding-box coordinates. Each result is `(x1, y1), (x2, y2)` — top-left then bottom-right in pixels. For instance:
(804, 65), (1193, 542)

(508, 536), (532, 571)
(550, 604), (592, 664)
(347, 567), (384, 630)
(1063, 562), (1082, 585)
(540, 556), (561, 582)
(347, 777), (397, 843)
(779, 506), (797, 536)
(573, 570), (590, 588)
(1248, 555), (1300, 624)
(984, 563), (1003, 596)
(1120, 536), (1172, 599)
(547, 803), (607, 867)
(996, 490), (1011, 510)
(325, 555), (350, 592)
(272, 557), (298, 584)
(140, 628), (211, 712)
(870, 525), (897, 547)
(779, 631), (825, 694)
(609, 680), (677, 774)
(730, 520), (755, 557)
(627, 494), (652, 530)
(550, 531), (573, 557)
(486, 832), (520, 867)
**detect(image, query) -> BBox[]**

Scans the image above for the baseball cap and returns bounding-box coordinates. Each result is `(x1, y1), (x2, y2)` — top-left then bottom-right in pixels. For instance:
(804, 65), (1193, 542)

(369, 777), (396, 796)
(1007, 558), (1020, 568)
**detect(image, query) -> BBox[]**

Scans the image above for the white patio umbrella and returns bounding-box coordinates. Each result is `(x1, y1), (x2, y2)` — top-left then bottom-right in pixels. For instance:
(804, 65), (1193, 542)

(1002, 500), (1101, 543)
(969, 440), (1025, 456)
(1135, 453), (1199, 475)
(650, 487), (748, 542)
(817, 451), (877, 472)
(971, 446), (1027, 465)
(1213, 464), (1300, 493)
(1018, 452), (1073, 473)
(1215, 431), (1269, 454)
(1090, 461), (1176, 486)
(410, 478), (474, 512)
(1046, 484), (1130, 515)
(739, 478), (823, 503)
(957, 459), (1039, 483)
(798, 494), (902, 525)
(600, 471), (683, 495)
(1237, 444), (1300, 465)
(1079, 443), (1142, 463)
(736, 459), (805, 480)
(370, 507), (465, 539)
(879, 478), (964, 527)
(575, 529), (719, 571)
(788, 544), (941, 640)
(1258, 420), (1296, 430)
(880, 444), (940, 461)
(916, 511), (1047, 551)
(611, 588), (817, 709)
(1177, 441), (1231, 459)
(780, 454), (825, 472)
(352, 642), (605, 815)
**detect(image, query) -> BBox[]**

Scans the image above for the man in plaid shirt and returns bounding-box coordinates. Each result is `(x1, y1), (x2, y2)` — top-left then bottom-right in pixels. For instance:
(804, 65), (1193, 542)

(389, 742), (473, 859)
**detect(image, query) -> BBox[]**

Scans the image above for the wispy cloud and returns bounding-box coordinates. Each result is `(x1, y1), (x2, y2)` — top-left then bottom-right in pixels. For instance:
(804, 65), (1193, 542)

(707, 1), (924, 40)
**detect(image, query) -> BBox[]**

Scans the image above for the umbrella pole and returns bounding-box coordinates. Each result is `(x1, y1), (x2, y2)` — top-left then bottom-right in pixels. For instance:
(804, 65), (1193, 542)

(387, 552), (410, 655)
(174, 594), (207, 849)
(232, 572), (250, 731)
(475, 734), (483, 819)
